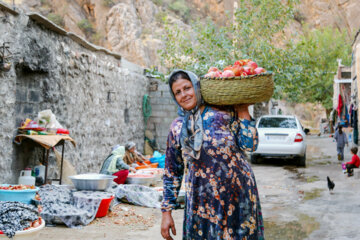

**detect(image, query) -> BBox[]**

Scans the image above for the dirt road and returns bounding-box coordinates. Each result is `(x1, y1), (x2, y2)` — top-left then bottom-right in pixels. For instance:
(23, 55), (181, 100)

(27, 135), (359, 240)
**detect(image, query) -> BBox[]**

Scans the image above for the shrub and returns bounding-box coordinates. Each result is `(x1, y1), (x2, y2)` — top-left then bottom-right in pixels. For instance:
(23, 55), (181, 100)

(77, 19), (95, 36)
(102, 0), (115, 7)
(169, 0), (190, 23)
(47, 13), (65, 27)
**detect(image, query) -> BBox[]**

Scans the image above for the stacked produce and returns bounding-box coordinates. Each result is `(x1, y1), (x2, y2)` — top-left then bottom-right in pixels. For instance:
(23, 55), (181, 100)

(0, 185), (36, 190)
(200, 59), (274, 105)
(204, 59), (266, 78)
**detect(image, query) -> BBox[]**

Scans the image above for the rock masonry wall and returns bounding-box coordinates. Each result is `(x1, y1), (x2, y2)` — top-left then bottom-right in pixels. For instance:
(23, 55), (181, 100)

(0, 4), (152, 184)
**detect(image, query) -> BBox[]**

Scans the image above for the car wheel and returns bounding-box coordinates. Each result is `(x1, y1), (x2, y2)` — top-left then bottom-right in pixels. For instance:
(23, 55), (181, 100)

(250, 154), (258, 164)
(297, 154), (306, 167)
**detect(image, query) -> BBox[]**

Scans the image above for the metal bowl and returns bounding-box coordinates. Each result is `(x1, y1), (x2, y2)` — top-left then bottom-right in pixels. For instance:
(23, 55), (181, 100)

(68, 174), (116, 191)
(125, 174), (155, 187)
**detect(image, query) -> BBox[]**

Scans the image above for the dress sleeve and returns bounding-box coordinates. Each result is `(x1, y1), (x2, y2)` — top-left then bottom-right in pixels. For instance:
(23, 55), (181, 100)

(231, 118), (258, 152)
(161, 124), (184, 212)
(116, 157), (130, 170)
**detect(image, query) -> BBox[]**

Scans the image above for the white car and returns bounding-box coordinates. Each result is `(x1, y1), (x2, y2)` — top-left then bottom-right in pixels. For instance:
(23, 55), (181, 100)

(250, 115), (307, 166)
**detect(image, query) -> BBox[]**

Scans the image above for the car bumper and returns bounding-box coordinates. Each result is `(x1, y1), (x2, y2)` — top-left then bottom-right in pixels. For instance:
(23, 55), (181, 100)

(253, 143), (306, 158)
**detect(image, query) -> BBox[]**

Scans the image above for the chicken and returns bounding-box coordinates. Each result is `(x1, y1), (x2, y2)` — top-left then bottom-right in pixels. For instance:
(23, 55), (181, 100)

(327, 176), (335, 191)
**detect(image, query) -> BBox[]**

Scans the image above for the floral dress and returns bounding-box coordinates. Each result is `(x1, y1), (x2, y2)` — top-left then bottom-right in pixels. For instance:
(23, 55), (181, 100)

(161, 106), (264, 240)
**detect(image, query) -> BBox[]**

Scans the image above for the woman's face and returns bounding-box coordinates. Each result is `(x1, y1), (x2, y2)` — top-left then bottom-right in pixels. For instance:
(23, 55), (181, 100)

(171, 78), (197, 111)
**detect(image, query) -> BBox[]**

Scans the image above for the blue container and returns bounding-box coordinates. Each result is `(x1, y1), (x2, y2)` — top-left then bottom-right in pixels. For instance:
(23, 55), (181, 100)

(0, 185), (38, 204)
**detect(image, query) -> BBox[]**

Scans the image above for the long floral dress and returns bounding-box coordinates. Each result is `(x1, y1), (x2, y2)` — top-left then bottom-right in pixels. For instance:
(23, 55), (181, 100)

(161, 106), (264, 240)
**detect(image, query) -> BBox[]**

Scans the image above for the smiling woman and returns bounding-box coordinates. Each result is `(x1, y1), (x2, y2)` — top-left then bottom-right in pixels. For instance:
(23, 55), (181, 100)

(171, 76), (197, 111)
(160, 69), (264, 240)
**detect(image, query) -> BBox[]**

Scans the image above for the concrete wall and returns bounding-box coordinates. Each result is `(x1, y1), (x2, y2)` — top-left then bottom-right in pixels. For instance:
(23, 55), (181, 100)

(0, 4), (149, 183)
(146, 78), (178, 150)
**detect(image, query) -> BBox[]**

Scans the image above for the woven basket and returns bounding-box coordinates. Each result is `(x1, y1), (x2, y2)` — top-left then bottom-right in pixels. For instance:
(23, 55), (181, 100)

(200, 72), (274, 105)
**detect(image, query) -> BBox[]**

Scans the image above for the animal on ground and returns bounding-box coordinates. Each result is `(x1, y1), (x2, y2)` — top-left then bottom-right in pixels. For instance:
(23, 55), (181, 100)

(327, 176), (335, 191)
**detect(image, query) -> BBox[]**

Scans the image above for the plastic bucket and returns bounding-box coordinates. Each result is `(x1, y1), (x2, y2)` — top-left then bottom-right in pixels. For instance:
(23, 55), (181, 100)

(95, 195), (114, 218)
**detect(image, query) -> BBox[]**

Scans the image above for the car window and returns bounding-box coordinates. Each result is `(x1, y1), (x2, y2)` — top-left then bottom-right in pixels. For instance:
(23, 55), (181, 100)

(258, 117), (297, 129)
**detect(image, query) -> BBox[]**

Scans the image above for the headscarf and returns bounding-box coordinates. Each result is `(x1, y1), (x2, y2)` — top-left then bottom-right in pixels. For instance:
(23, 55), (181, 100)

(168, 69), (204, 161)
(125, 141), (136, 151)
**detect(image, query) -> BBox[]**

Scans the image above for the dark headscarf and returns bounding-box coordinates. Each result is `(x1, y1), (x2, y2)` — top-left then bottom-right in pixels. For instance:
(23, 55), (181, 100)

(168, 69), (204, 161)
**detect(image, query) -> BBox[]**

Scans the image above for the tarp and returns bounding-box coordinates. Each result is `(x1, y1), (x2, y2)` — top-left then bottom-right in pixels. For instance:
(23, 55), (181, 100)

(14, 135), (76, 149)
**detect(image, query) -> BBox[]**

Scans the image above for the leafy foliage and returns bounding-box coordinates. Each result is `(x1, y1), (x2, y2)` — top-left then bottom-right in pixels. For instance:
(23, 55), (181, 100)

(77, 19), (95, 37)
(158, 0), (352, 110)
(102, 0), (116, 8)
(47, 13), (65, 27)
(286, 26), (352, 109)
(169, 0), (190, 23)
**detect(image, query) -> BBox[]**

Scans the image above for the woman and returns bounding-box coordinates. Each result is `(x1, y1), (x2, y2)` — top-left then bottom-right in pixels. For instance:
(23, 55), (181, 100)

(100, 145), (136, 184)
(123, 141), (148, 167)
(161, 70), (264, 239)
(334, 125), (348, 161)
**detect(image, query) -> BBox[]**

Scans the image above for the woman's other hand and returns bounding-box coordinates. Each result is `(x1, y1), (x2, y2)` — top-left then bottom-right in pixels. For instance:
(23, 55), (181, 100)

(161, 211), (176, 240)
(129, 167), (137, 173)
(234, 104), (252, 120)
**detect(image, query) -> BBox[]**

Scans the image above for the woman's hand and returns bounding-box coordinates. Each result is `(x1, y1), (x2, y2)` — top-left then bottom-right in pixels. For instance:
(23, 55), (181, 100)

(234, 104), (252, 120)
(161, 211), (176, 240)
(129, 167), (136, 173)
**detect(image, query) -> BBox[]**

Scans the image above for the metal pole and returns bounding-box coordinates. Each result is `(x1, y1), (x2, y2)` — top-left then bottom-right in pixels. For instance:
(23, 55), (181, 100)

(44, 149), (50, 184)
(60, 141), (65, 185)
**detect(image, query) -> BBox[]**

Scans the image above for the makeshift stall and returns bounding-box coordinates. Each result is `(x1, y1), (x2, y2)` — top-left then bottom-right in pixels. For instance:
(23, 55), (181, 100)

(14, 135), (76, 185)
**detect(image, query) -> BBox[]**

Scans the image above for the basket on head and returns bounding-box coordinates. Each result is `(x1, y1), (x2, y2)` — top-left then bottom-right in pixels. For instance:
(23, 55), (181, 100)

(200, 72), (274, 105)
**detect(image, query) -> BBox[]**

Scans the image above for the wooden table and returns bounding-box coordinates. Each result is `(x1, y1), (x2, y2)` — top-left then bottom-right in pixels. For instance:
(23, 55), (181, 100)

(14, 135), (76, 184)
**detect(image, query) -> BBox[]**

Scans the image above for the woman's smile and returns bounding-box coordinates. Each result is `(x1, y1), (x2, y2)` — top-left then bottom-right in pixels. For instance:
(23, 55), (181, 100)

(172, 78), (197, 111)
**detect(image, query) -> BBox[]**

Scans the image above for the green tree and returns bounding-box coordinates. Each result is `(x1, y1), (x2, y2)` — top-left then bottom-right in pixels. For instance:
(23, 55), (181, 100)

(288, 26), (352, 109)
(159, 0), (352, 111)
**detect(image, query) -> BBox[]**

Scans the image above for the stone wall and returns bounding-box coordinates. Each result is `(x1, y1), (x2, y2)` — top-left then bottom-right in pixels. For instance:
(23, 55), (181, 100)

(0, 4), (149, 184)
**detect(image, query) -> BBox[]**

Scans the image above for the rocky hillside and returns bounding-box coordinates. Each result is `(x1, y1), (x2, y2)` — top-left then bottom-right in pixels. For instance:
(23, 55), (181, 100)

(5, 0), (360, 69)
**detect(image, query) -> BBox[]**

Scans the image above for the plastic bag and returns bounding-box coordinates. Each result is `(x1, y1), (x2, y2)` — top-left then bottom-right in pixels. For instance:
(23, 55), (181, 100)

(150, 151), (165, 168)
(37, 109), (63, 129)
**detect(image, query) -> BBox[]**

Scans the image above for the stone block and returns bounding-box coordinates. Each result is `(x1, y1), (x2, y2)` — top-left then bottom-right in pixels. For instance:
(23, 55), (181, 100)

(29, 90), (40, 102)
(158, 84), (169, 91)
(16, 89), (27, 102)
(15, 103), (21, 114)
(149, 90), (163, 98)
(15, 117), (23, 128)
(23, 104), (33, 114)
(149, 111), (160, 118)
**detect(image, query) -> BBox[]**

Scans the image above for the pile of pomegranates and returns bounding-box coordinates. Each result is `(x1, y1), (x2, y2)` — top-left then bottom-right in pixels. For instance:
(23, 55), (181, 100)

(204, 59), (266, 78)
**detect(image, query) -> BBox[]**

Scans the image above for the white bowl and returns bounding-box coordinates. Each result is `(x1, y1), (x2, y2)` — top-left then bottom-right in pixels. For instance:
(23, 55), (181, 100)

(0, 219), (45, 239)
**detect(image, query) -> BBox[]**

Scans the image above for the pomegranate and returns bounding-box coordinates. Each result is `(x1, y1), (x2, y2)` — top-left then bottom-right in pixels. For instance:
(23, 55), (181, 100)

(243, 66), (255, 75)
(222, 70), (235, 78)
(254, 67), (266, 74)
(246, 61), (258, 69)
(208, 67), (219, 73)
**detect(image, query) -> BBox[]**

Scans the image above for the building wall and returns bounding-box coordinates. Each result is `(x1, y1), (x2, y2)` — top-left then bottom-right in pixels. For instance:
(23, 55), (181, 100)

(0, 6), (148, 183)
(146, 78), (178, 150)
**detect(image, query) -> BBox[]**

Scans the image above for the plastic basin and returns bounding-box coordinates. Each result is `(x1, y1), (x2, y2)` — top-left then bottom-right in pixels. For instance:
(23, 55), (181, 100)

(135, 163), (158, 170)
(0, 185), (38, 204)
(95, 195), (115, 218)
